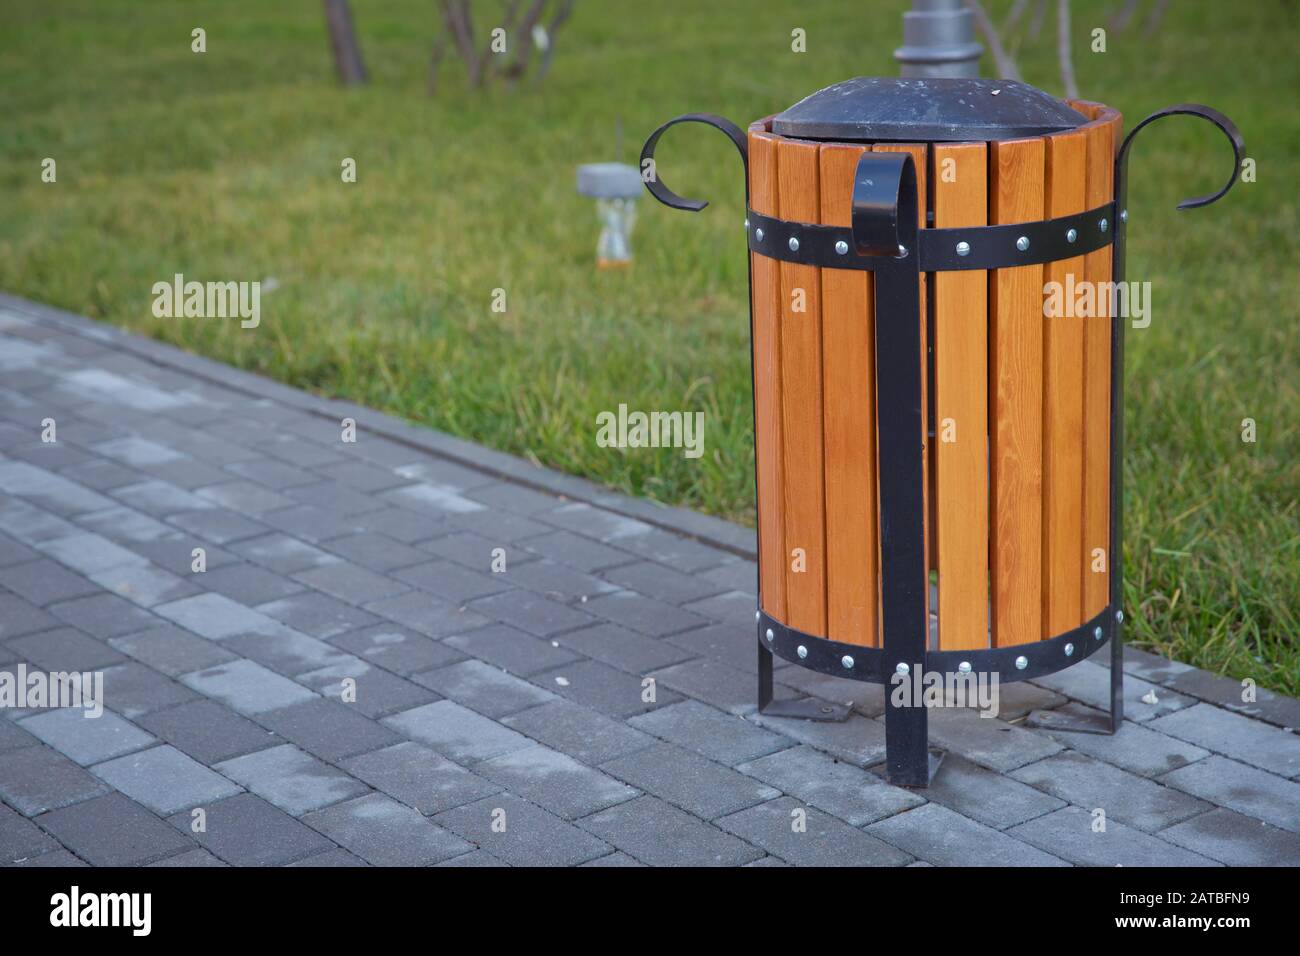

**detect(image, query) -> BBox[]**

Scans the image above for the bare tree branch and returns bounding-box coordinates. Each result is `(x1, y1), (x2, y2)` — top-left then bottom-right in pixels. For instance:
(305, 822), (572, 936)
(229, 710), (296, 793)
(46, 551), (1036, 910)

(322, 0), (368, 86)
(1003, 0), (1031, 34)
(1028, 0), (1049, 39)
(535, 0), (576, 86)
(1110, 0), (1140, 33)
(440, 0), (485, 87)
(1058, 0), (1079, 100)
(966, 0), (1022, 81)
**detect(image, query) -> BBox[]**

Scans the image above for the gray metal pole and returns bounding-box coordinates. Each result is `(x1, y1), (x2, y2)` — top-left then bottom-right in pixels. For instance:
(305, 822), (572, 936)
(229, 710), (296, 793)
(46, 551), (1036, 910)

(894, 0), (983, 78)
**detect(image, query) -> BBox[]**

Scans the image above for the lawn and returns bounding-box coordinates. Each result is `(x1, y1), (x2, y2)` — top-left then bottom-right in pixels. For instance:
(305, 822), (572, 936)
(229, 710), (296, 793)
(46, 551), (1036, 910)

(0, 0), (1295, 693)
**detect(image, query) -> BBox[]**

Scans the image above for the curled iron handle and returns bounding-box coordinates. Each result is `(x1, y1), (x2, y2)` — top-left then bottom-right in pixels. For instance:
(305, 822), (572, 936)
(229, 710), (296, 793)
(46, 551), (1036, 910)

(640, 113), (749, 212)
(851, 151), (918, 258)
(1117, 103), (1245, 210)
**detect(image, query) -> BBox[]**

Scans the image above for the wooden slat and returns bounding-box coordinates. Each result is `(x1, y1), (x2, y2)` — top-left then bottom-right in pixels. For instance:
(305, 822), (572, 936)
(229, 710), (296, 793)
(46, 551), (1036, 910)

(873, 142), (931, 632)
(819, 143), (878, 647)
(1041, 130), (1088, 637)
(932, 142), (988, 650)
(775, 138), (827, 636)
(748, 125), (786, 622)
(989, 137), (1045, 647)
(1071, 101), (1122, 618)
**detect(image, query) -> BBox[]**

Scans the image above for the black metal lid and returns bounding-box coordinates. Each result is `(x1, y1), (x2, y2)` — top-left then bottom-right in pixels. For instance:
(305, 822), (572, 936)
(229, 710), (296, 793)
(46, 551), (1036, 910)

(772, 77), (1086, 143)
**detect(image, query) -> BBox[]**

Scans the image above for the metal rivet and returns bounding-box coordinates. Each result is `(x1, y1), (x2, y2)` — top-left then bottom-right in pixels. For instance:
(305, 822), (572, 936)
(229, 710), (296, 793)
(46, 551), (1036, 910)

(788, 236), (800, 252)
(1015, 655), (1029, 671)
(796, 645), (808, 659)
(1116, 609), (1124, 623)
(955, 241), (971, 257)
(1094, 626), (1103, 640)
(755, 228), (764, 242)
(744, 218), (750, 230)
(1099, 218), (1110, 233)
(1066, 228), (1078, 243)
(897, 244), (908, 258)
(1016, 236), (1030, 252)
(765, 628), (774, 643)
(1064, 643), (1075, 657)
(957, 661), (972, 674)
(895, 662), (910, 676)
(1120, 209), (1128, 223)
(841, 655), (855, 670)
(755, 610), (761, 623)
(835, 240), (849, 256)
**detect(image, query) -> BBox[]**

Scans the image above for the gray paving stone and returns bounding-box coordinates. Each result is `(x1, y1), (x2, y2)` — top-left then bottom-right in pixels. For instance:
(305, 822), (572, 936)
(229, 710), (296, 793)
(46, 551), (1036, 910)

(18, 707), (154, 766)
(445, 624), (581, 679)
(578, 795), (762, 867)
(718, 796), (912, 866)
(155, 592), (282, 640)
(256, 698), (401, 762)
(1158, 808), (1300, 866)
(57, 459), (145, 493)
(0, 593), (59, 640)
(341, 741), (501, 815)
(611, 527), (734, 573)
(1009, 806), (1220, 867)
(7, 849), (88, 867)
(923, 707), (1063, 772)
(353, 507), (451, 545)
(76, 506), (175, 545)
(0, 461), (115, 515)
(477, 744), (637, 820)
(1148, 703), (1300, 778)
(1011, 751), (1212, 833)
(229, 532), (343, 575)
(167, 792), (334, 866)
(918, 754), (1066, 830)
(391, 559), (507, 604)
(1036, 703), (1212, 777)
(97, 661), (198, 717)
(418, 530), (510, 569)
(223, 627), (355, 678)
(318, 532), (429, 572)
(259, 591), (380, 639)
(447, 507), (557, 544)
(500, 700), (654, 766)
(536, 501), (654, 542)
(651, 656), (767, 716)
(0, 719), (39, 754)
(771, 666), (888, 715)
(91, 743), (242, 814)
(699, 560), (757, 595)
(225, 458), (319, 491)
(328, 625), (461, 678)
(287, 847), (368, 867)
(1158, 756), (1300, 833)
(167, 508), (268, 545)
(628, 700), (788, 766)
(0, 558), (99, 606)
(433, 849), (506, 866)
(600, 741), (778, 819)
(0, 804), (60, 863)
(600, 559), (729, 605)
(148, 848), (228, 867)
(196, 562), (305, 606)
(1031, 658), (1195, 722)
(464, 481), (564, 515)
(88, 562), (199, 608)
(296, 659), (437, 719)
(36, 792), (194, 865)
(580, 851), (644, 867)
(138, 699), (279, 764)
(554, 622), (694, 675)
(325, 460), (410, 494)
(363, 590), (488, 639)
(680, 589), (759, 628)
(736, 745), (924, 827)
(108, 625), (236, 678)
(48, 592), (158, 638)
(198, 480), (297, 515)
(436, 793), (611, 867)
(520, 530), (635, 573)
(9, 626), (127, 671)
(413, 659), (555, 718)
(261, 504), (370, 544)
(215, 743), (369, 816)
(750, 711), (887, 768)
(580, 590), (709, 638)
(467, 588), (595, 638)
(381, 482), (487, 517)
(294, 562), (411, 606)
(867, 802), (1069, 867)
(180, 659), (318, 715)
(383, 700), (532, 764)
(0, 533), (38, 568)
(1164, 666), (1300, 731)
(302, 792), (474, 866)
(113, 479), (215, 516)
(535, 659), (682, 718)
(505, 559), (620, 604)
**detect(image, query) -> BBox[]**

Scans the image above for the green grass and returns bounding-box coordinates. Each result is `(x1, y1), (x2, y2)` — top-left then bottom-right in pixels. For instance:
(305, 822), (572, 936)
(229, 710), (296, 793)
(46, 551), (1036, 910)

(0, 0), (1295, 693)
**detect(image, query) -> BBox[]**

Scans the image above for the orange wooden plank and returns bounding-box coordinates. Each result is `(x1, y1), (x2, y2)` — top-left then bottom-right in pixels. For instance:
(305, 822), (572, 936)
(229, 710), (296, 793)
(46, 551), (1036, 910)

(819, 143), (877, 647)
(1075, 104), (1122, 617)
(932, 142), (989, 651)
(989, 137), (1045, 647)
(775, 138), (827, 636)
(1042, 129), (1088, 637)
(873, 142), (932, 629)
(748, 125), (786, 622)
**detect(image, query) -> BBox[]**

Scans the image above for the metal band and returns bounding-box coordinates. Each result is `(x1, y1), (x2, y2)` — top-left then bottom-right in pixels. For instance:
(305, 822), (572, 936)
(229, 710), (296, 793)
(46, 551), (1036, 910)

(758, 606), (1114, 685)
(747, 201), (1116, 272)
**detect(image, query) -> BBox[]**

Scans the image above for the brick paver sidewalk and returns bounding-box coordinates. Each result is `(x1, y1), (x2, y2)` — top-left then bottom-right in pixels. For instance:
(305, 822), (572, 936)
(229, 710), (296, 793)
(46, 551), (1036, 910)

(1, 294), (1298, 867)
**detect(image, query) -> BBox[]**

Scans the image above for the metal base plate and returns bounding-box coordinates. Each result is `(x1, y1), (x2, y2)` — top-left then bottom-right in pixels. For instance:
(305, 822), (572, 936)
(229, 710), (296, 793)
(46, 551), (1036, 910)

(1024, 708), (1114, 736)
(883, 750), (946, 789)
(760, 698), (851, 722)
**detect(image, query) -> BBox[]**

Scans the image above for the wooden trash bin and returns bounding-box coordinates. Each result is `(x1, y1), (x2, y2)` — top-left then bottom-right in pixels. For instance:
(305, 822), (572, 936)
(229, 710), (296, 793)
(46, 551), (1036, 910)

(642, 78), (1243, 786)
